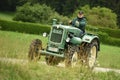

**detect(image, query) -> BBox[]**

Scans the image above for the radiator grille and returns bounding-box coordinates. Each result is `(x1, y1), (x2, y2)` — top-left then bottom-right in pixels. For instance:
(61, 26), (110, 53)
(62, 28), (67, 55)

(50, 27), (63, 43)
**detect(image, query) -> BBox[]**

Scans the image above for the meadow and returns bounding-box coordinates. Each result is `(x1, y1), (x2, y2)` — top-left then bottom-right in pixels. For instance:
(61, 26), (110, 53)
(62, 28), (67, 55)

(0, 60), (120, 80)
(0, 30), (120, 69)
(0, 12), (120, 80)
(0, 30), (47, 59)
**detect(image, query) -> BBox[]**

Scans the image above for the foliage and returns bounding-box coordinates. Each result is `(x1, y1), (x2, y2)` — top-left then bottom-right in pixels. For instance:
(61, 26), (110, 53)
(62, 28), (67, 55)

(0, 19), (50, 34)
(86, 25), (120, 46)
(87, 0), (120, 28)
(72, 5), (118, 29)
(28, 0), (120, 27)
(97, 32), (109, 42)
(98, 27), (120, 38)
(29, 0), (80, 16)
(97, 32), (120, 47)
(86, 25), (120, 38)
(0, 0), (28, 11)
(0, 19), (120, 47)
(13, 3), (69, 24)
(13, 3), (53, 23)
(48, 12), (69, 25)
(0, 0), (120, 27)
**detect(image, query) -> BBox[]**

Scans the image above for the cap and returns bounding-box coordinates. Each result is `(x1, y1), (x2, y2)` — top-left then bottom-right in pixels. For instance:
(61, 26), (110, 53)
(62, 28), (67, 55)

(79, 11), (84, 15)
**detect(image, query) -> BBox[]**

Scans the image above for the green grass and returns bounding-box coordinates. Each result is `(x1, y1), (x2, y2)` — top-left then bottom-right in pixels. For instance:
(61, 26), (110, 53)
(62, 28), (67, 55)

(0, 12), (14, 21)
(0, 28), (120, 80)
(0, 30), (120, 69)
(0, 61), (31, 80)
(98, 44), (120, 69)
(0, 61), (120, 80)
(0, 30), (47, 59)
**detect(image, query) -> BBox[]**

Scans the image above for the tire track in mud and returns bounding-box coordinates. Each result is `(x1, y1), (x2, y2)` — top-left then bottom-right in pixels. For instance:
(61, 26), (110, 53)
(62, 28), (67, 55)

(0, 57), (120, 74)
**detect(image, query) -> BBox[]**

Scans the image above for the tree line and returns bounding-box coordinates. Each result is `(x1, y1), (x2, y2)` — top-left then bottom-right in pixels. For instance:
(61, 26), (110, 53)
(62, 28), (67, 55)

(0, 0), (120, 27)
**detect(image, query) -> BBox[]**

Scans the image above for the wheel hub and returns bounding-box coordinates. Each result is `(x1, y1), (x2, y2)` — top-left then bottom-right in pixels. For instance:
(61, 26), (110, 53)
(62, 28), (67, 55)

(71, 52), (78, 67)
(88, 46), (96, 68)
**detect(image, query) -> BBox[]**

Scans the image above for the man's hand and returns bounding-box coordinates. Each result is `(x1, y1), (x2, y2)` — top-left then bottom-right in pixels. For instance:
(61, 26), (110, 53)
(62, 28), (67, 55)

(68, 20), (72, 25)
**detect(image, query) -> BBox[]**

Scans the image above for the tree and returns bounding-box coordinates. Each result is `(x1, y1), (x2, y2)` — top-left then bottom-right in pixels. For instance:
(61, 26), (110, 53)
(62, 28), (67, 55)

(0, 0), (27, 11)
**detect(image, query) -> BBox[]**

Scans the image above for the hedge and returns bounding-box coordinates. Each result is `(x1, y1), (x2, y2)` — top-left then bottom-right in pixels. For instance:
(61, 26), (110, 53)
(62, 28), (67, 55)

(86, 25), (120, 38)
(97, 32), (120, 47)
(0, 19), (51, 34)
(99, 28), (120, 38)
(0, 19), (120, 46)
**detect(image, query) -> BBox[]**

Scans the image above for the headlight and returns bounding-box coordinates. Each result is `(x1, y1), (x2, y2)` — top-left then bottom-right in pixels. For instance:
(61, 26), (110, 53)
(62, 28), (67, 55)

(66, 37), (70, 42)
(43, 32), (47, 37)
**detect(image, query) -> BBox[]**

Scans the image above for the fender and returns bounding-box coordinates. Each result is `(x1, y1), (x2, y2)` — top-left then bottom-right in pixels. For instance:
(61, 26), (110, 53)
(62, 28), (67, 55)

(82, 34), (100, 51)
(82, 34), (98, 43)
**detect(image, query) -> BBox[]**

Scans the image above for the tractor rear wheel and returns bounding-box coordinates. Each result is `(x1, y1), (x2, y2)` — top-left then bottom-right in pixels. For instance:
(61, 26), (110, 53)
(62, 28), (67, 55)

(87, 40), (98, 69)
(28, 39), (42, 61)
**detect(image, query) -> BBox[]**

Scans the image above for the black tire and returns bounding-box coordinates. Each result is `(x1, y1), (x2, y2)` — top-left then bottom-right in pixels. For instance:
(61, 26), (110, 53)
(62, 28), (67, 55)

(87, 40), (98, 69)
(65, 45), (79, 67)
(45, 55), (60, 66)
(28, 39), (42, 61)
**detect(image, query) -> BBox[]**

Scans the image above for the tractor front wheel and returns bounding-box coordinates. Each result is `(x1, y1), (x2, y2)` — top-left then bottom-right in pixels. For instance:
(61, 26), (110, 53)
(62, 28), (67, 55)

(65, 45), (79, 67)
(28, 39), (42, 61)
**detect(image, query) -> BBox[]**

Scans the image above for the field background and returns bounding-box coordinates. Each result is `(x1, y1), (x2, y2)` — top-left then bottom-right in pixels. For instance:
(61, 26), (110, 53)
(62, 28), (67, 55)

(0, 30), (120, 80)
(0, 30), (120, 69)
(0, 12), (120, 80)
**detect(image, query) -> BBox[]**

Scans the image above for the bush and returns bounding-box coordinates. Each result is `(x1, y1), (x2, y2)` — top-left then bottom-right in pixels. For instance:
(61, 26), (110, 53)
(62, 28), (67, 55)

(0, 19), (50, 34)
(48, 12), (70, 25)
(13, 3), (69, 24)
(72, 5), (118, 29)
(13, 3), (54, 23)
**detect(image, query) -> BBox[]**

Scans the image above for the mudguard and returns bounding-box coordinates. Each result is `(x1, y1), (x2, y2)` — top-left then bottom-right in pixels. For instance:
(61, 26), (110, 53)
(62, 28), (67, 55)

(82, 34), (98, 43)
(82, 34), (100, 51)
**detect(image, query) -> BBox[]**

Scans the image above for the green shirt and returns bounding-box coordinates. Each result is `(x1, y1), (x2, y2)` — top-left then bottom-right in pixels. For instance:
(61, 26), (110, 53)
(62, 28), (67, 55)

(71, 17), (86, 32)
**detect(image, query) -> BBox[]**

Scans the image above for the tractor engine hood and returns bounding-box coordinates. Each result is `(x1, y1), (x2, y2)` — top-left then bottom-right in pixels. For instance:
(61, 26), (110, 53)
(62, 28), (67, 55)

(53, 24), (82, 37)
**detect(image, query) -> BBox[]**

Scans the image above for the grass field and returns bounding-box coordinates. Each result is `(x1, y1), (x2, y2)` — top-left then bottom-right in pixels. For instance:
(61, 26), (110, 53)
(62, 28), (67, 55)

(0, 60), (120, 80)
(0, 30), (120, 69)
(0, 30), (47, 59)
(0, 12), (14, 21)
(98, 45), (120, 69)
(0, 28), (120, 80)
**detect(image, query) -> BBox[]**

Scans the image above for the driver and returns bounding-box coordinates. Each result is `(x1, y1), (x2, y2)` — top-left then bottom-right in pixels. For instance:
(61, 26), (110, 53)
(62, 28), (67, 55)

(69, 11), (87, 33)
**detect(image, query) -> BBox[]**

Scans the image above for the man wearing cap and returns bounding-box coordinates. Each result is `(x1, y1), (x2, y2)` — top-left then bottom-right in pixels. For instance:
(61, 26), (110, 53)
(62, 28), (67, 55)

(69, 11), (87, 33)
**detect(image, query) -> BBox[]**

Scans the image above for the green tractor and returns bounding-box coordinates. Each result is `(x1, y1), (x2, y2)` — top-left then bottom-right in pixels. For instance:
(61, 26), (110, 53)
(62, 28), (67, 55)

(28, 19), (100, 68)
